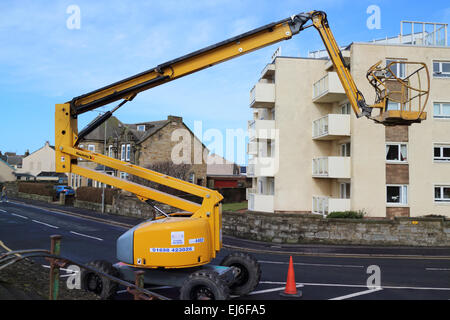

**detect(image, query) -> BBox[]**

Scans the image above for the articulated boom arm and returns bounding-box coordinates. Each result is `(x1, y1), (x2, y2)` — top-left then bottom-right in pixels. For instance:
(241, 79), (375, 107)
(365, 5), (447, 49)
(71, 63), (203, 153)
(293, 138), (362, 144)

(55, 10), (427, 236)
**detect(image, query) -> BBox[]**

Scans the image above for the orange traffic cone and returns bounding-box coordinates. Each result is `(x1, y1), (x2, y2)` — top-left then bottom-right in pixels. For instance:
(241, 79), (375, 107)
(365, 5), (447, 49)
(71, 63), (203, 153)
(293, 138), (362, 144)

(280, 256), (302, 298)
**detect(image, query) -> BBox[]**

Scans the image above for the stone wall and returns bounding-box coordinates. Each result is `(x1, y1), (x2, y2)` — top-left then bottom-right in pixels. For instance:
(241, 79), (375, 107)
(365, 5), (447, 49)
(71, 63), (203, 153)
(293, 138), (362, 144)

(17, 192), (53, 203)
(74, 193), (176, 220)
(222, 211), (450, 247)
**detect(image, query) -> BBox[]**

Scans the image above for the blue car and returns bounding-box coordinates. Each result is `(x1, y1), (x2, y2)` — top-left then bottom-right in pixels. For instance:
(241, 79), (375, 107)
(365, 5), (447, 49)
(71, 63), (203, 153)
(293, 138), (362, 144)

(54, 185), (75, 197)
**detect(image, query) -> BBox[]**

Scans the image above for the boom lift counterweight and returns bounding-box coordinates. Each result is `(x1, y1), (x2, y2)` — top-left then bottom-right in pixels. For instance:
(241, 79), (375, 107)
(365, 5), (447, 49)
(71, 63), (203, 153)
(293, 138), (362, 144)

(55, 10), (430, 300)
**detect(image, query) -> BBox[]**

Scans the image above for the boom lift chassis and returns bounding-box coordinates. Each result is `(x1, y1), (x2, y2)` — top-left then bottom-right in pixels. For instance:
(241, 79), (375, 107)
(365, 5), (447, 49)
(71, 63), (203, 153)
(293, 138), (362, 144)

(55, 11), (430, 300)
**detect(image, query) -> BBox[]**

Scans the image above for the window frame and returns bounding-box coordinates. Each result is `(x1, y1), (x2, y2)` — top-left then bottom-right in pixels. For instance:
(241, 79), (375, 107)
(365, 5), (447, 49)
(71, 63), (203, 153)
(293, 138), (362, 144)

(434, 144), (450, 162)
(434, 185), (450, 203)
(433, 102), (450, 119)
(120, 144), (126, 161)
(386, 143), (408, 163)
(137, 125), (146, 132)
(126, 144), (131, 162)
(386, 184), (408, 206)
(341, 103), (351, 115)
(87, 144), (95, 153)
(340, 142), (351, 157)
(386, 59), (406, 79)
(433, 61), (450, 78)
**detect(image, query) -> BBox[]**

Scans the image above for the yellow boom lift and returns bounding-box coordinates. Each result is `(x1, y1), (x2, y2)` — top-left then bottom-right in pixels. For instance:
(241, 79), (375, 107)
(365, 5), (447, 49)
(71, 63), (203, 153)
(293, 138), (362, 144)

(55, 11), (429, 300)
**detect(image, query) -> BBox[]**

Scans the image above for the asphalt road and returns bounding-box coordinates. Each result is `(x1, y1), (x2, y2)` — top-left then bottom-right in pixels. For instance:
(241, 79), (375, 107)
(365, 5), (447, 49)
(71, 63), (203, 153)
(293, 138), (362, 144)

(1, 199), (450, 300)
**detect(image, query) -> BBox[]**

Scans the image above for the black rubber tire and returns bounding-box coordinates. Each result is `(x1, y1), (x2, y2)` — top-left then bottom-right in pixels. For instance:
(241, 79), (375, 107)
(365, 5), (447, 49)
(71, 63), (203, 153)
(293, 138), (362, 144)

(180, 270), (230, 300)
(80, 260), (120, 300)
(220, 252), (261, 296)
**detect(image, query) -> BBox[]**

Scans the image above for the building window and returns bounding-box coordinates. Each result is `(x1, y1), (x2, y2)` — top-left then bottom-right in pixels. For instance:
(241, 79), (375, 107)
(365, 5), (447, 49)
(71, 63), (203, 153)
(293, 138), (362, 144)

(340, 183), (351, 199)
(434, 145), (450, 162)
(120, 172), (129, 180)
(87, 145), (95, 153)
(387, 185), (408, 205)
(386, 143), (408, 162)
(433, 61), (450, 78)
(78, 144), (84, 160)
(386, 59), (406, 79)
(435, 186), (450, 203)
(341, 143), (351, 157)
(341, 103), (351, 115)
(121, 144), (126, 161)
(433, 102), (450, 119)
(126, 144), (131, 162)
(386, 101), (401, 111)
(188, 172), (196, 184)
(108, 145), (113, 158)
(137, 125), (146, 132)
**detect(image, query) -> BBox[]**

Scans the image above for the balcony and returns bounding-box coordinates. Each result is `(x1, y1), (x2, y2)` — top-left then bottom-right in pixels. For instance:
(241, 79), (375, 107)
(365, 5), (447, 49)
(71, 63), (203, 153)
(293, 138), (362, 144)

(312, 196), (351, 216)
(312, 114), (351, 140)
(248, 193), (274, 213)
(250, 82), (275, 108)
(248, 120), (276, 141)
(247, 141), (258, 155)
(248, 157), (277, 177)
(312, 72), (346, 103)
(312, 157), (351, 179)
(261, 64), (275, 80)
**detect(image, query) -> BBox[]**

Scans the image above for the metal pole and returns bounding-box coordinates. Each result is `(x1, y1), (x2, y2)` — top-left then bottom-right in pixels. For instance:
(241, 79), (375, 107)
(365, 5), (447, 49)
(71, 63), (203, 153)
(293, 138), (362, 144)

(49, 235), (62, 300)
(102, 118), (106, 213)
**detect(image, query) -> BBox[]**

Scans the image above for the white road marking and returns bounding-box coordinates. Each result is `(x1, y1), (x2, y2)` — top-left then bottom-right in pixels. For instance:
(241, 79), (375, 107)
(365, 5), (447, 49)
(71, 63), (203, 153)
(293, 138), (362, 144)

(260, 281), (450, 291)
(116, 286), (173, 294)
(11, 213), (28, 219)
(32, 219), (59, 229)
(70, 231), (103, 241)
(329, 288), (383, 300)
(247, 284), (304, 296)
(258, 260), (364, 268)
(0, 209), (7, 213)
(426, 268), (450, 271)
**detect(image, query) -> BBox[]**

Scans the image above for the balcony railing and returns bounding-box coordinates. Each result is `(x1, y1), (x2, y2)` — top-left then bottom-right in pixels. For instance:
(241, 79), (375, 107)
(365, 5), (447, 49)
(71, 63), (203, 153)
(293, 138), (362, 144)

(248, 157), (277, 177)
(312, 114), (351, 140)
(312, 196), (351, 216)
(250, 82), (275, 108)
(312, 157), (351, 179)
(248, 120), (276, 140)
(312, 72), (346, 103)
(248, 193), (274, 213)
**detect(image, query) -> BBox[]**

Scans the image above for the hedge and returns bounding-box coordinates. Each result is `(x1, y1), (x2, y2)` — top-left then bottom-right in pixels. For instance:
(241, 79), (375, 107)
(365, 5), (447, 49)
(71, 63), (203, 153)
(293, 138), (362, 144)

(18, 182), (55, 197)
(75, 187), (118, 205)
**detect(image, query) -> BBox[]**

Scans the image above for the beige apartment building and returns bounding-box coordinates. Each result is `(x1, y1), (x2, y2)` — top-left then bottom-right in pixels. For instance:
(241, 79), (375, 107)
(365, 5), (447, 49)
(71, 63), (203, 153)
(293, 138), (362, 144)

(247, 21), (450, 218)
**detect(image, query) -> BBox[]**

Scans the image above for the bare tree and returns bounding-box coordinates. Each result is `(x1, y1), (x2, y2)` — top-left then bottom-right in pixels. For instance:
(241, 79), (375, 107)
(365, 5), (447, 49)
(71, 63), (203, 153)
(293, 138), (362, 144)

(130, 161), (193, 196)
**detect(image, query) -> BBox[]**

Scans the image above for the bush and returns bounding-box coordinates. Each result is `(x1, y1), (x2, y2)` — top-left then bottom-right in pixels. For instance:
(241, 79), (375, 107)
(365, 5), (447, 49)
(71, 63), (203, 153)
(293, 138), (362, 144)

(18, 182), (55, 197)
(327, 211), (365, 219)
(75, 187), (119, 205)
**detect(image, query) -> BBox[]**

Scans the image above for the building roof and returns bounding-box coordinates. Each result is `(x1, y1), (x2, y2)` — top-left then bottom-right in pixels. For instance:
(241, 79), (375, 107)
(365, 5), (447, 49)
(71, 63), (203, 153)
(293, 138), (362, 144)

(6, 154), (23, 167)
(36, 172), (67, 177)
(0, 158), (15, 171)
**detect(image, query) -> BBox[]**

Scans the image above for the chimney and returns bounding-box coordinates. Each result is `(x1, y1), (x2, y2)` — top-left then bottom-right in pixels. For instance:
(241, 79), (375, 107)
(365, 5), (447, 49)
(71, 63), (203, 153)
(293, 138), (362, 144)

(167, 115), (183, 123)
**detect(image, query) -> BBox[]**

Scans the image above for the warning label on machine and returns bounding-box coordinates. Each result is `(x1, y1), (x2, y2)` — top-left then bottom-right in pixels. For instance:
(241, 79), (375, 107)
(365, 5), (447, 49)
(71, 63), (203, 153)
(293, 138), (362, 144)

(150, 247), (195, 253)
(171, 231), (185, 245)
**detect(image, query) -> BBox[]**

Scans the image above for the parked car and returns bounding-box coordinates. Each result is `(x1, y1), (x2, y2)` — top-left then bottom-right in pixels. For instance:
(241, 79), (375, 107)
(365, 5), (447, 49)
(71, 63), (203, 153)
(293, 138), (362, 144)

(54, 185), (75, 197)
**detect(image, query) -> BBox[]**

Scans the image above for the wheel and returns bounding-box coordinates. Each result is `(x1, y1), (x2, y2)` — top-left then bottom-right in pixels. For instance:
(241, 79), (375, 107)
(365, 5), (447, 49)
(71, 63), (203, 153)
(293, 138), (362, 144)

(80, 260), (120, 300)
(220, 252), (261, 296)
(180, 270), (230, 300)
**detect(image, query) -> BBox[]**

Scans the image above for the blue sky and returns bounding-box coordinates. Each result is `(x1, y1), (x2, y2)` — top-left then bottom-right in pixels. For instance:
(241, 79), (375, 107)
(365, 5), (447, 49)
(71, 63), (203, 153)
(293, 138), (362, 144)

(0, 0), (449, 164)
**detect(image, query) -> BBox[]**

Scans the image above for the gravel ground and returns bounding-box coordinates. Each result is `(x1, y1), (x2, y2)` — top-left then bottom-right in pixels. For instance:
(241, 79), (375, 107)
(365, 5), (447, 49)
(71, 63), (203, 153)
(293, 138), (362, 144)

(0, 248), (99, 300)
